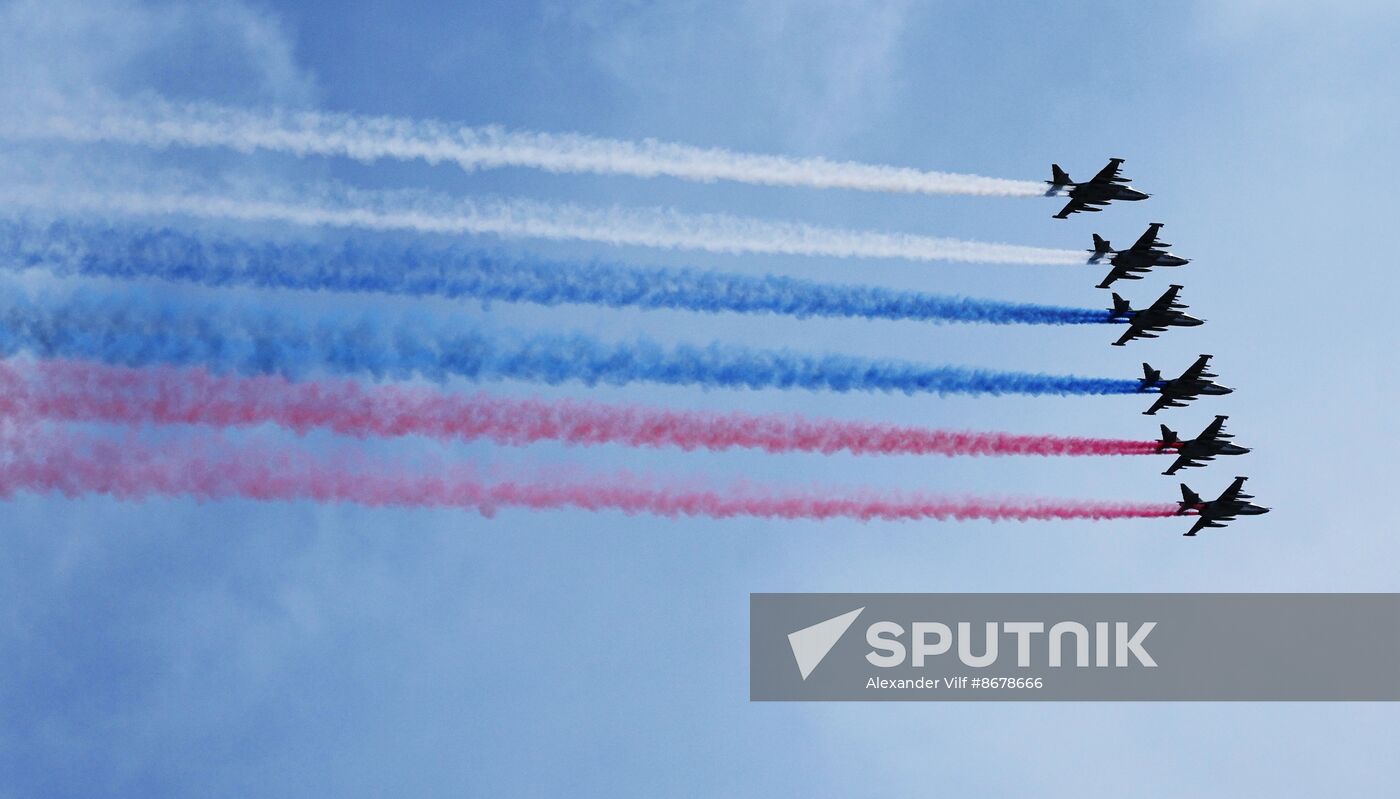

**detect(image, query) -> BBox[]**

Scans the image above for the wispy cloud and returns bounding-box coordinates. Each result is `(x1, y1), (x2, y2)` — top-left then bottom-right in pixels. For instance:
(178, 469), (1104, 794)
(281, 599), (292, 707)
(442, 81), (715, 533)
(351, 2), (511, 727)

(559, 0), (920, 149)
(0, 0), (315, 107)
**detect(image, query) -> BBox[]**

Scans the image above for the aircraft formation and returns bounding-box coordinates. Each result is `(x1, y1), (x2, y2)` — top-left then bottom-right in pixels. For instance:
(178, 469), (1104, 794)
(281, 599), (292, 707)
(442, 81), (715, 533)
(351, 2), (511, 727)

(0, 100), (1271, 533)
(1050, 158), (1268, 536)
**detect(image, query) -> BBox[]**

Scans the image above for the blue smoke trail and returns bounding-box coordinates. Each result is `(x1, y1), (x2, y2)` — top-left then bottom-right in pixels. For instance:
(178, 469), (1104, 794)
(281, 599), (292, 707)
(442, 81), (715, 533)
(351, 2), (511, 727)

(0, 221), (1115, 326)
(0, 287), (1147, 396)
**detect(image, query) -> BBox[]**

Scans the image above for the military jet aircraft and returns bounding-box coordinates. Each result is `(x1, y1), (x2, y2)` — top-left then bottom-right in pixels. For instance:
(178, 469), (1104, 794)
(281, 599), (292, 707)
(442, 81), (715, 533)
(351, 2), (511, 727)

(1177, 476), (1270, 536)
(1109, 285), (1203, 346)
(1141, 354), (1233, 415)
(1158, 415), (1251, 475)
(1089, 223), (1190, 288)
(1046, 158), (1150, 218)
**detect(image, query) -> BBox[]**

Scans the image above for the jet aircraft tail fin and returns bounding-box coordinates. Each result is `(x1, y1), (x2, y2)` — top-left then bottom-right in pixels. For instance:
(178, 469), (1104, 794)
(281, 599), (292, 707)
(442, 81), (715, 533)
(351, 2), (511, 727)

(1050, 164), (1071, 186)
(1091, 234), (1112, 254)
(1159, 425), (1180, 449)
(1141, 363), (1161, 386)
(1111, 293), (1131, 317)
(1178, 484), (1202, 514)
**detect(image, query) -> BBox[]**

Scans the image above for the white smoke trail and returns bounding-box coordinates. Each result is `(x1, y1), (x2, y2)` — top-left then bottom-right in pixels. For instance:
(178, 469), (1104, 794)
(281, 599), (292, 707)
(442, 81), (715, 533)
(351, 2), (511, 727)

(3, 95), (1047, 197)
(0, 182), (1084, 264)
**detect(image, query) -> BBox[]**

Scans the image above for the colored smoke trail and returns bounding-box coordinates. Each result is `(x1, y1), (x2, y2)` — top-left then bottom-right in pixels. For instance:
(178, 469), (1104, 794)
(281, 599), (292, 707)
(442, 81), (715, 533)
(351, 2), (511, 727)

(0, 427), (1180, 522)
(0, 359), (1164, 456)
(0, 289), (1149, 397)
(0, 221), (1116, 325)
(4, 96), (1048, 197)
(0, 185), (1083, 264)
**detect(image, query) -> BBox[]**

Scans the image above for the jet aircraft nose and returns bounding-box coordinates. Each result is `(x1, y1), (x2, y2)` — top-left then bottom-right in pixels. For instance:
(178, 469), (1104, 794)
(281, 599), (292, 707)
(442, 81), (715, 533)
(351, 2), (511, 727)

(1162, 255), (1190, 266)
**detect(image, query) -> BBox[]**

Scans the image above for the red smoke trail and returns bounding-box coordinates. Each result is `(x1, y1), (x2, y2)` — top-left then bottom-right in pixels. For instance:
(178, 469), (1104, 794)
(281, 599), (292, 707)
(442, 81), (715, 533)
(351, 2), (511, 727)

(0, 359), (1162, 457)
(0, 426), (1180, 522)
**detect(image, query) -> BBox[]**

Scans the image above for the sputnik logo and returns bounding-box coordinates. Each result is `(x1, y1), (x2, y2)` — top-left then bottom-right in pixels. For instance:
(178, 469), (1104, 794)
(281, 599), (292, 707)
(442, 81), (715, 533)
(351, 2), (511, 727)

(787, 607), (864, 680)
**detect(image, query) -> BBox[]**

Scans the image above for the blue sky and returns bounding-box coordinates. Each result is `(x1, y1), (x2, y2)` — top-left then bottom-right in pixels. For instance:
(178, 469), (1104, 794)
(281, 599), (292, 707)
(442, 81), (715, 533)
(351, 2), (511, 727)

(1, 1), (1398, 796)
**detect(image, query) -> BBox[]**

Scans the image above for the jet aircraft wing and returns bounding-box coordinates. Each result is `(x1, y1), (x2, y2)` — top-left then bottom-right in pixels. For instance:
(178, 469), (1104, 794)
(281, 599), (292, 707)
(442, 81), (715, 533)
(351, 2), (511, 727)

(1184, 516), (1212, 537)
(1179, 354), (1212, 383)
(1130, 223), (1163, 252)
(1090, 158), (1126, 185)
(1113, 325), (1146, 346)
(1146, 284), (1184, 314)
(1096, 264), (1136, 289)
(1163, 452), (1196, 476)
(1217, 476), (1248, 504)
(1144, 394), (1174, 415)
(1199, 415), (1228, 442)
(1054, 196), (1096, 218)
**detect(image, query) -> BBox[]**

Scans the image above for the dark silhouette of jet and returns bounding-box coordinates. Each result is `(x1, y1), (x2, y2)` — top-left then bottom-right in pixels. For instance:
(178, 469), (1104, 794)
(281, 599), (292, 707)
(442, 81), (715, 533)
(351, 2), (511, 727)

(1108, 284), (1203, 346)
(1141, 354), (1233, 415)
(1158, 415), (1251, 475)
(1046, 158), (1149, 218)
(1177, 476), (1270, 536)
(1089, 223), (1190, 288)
